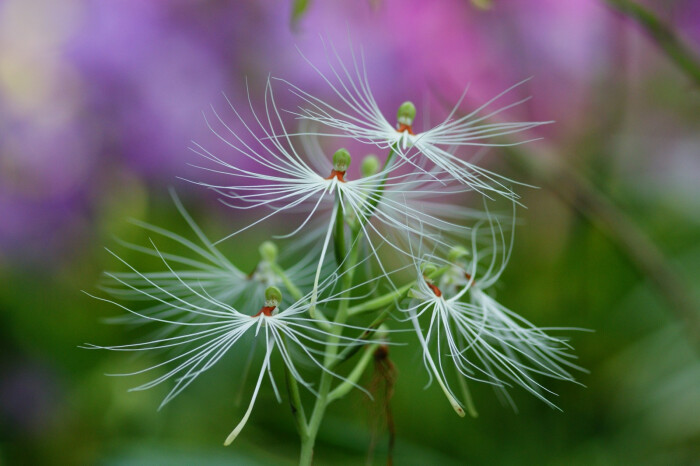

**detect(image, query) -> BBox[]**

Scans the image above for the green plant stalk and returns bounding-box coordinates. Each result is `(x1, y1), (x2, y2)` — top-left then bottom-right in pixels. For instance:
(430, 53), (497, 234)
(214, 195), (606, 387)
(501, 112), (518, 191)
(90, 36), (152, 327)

(355, 147), (397, 234)
(503, 144), (700, 345)
(291, 0), (311, 26)
(333, 194), (347, 270)
(348, 283), (414, 316)
(298, 147), (399, 465)
(298, 264), (353, 465)
(605, 0), (700, 86)
(308, 203), (339, 332)
(329, 307), (391, 369)
(270, 264), (332, 330)
(346, 266), (449, 317)
(456, 367), (478, 418)
(284, 338), (308, 438)
(270, 262), (304, 301)
(332, 307), (393, 369)
(328, 342), (379, 402)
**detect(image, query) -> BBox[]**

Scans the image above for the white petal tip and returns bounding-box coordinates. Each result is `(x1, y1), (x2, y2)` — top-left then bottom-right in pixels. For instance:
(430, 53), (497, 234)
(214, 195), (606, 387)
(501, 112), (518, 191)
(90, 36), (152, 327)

(223, 433), (237, 447)
(224, 420), (246, 446)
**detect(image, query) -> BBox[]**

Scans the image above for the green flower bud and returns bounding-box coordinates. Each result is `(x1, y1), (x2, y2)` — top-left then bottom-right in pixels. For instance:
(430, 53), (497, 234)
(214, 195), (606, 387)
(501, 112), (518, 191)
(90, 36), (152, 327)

(421, 262), (438, 276)
(397, 101), (416, 126)
(471, 0), (493, 10)
(361, 155), (380, 177)
(448, 246), (469, 263)
(376, 323), (391, 340)
(265, 286), (283, 306)
(259, 241), (278, 263)
(332, 148), (351, 172)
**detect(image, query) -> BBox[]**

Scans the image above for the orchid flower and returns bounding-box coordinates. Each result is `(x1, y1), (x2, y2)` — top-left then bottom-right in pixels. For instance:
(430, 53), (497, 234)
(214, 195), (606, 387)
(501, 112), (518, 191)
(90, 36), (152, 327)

(402, 212), (584, 415)
(86, 250), (375, 446)
(278, 39), (550, 201)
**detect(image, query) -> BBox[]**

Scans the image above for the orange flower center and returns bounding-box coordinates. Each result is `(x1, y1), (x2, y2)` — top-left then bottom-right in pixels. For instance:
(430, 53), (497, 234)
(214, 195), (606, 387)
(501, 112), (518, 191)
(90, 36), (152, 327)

(464, 272), (475, 286)
(325, 169), (346, 182)
(425, 280), (442, 298)
(397, 123), (415, 135)
(253, 306), (276, 317)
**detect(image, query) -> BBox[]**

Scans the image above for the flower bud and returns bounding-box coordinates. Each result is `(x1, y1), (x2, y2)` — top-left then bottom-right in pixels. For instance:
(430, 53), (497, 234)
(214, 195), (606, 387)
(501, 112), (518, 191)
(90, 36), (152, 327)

(448, 246), (469, 263)
(376, 323), (391, 340)
(259, 241), (278, 263)
(361, 155), (380, 177)
(421, 262), (438, 276)
(332, 148), (351, 172)
(265, 286), (282, 307)
(471, 0), (493, 10)
(397, 101), (416, 126)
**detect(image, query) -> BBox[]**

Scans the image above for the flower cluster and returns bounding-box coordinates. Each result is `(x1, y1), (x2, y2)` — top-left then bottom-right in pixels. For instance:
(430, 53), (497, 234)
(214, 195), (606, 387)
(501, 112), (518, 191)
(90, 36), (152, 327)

(87, 41), (582, 462)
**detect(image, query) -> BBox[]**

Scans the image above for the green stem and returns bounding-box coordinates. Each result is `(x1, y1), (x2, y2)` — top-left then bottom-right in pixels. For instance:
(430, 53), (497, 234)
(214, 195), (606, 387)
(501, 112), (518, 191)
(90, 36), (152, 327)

(354, 147), (397, 236)
(308, 204), (338, 332)
(299, 203), (356, 465)
(328, 343), (379, 402)
(332, 307), (393, 369)
(299, 147), (403, 465)
(270, 262), (304, 301)
(605, 0), (700, 86)
(348, 283), (413, 316)
(456, 369), (478, 418)
(504, 145), (700, 346)
(270, 264), (332, 331)
(299, 286), (350, 466)
(333, 194), (347, 269)
(347, 266), (449, 316)
(299, 433), (315, 466)
(284, 343), (308, 437)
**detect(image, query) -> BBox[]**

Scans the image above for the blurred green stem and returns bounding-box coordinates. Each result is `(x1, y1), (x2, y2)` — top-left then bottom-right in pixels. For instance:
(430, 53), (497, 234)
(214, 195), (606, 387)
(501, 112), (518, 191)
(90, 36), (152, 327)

(504, 145), (700, 346)
(291, 0), (311, 27)
(357, 146), (397, 231)
(605, 0), (700, 86)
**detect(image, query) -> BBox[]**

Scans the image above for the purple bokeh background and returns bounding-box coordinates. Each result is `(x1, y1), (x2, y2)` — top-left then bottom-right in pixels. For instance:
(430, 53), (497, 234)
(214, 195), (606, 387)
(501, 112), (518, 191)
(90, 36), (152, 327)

(0, 0), (698, 265)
